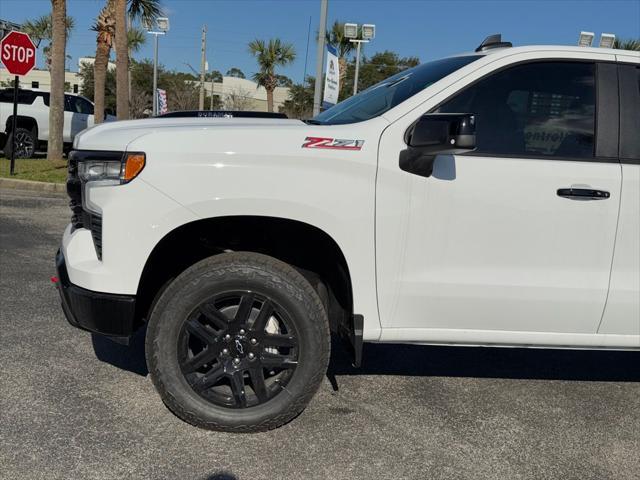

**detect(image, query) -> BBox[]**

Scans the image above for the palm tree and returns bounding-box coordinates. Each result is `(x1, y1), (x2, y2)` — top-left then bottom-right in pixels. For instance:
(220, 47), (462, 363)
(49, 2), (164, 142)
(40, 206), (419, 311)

(92, 0), (116, 123)
(92, 0), (161, 123)
(325, 21), (355, 94)
(613, 38), (640, 51)
(47, 0), (67, 161)
(114, 0), (129, 119)
(23, 14), (74, 69)
(248, 38), (296, 112)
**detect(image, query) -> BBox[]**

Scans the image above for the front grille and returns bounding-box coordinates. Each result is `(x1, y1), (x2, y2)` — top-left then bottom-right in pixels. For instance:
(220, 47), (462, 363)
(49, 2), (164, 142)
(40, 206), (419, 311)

(67, 155), (83, 230)
(89, 215), (103, 259)
(67, 151), (104, 260)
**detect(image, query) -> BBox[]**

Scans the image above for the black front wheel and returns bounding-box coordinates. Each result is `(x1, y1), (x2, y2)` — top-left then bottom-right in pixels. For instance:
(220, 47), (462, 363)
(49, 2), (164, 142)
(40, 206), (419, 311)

(4, 128), (36, 159)
(146, 252), (330, 432)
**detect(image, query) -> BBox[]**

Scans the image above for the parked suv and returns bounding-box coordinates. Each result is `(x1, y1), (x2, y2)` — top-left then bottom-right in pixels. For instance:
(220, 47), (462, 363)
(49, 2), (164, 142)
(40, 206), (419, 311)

(55, 36), (639, 432)
(0, 89), (112, 158)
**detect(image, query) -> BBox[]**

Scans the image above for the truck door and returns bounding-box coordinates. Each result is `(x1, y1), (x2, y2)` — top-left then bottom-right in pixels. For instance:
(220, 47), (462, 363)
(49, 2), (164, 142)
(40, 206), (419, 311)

(64, 95), (92, 142)
(376, 60), (621, 336)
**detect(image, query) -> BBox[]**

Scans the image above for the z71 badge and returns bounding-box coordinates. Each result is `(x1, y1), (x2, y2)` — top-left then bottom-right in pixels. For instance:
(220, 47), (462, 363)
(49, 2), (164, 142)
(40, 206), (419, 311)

(302, 137), (365, 151)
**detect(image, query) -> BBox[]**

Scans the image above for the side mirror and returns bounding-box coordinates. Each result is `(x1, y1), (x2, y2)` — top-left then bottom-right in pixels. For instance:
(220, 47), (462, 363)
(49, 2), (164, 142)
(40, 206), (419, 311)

(400, 113), (476, 178)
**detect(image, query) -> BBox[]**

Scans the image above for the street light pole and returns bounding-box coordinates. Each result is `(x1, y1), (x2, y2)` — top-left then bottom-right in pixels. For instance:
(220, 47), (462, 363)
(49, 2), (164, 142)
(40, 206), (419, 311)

(147, 17), (169, 117)
(345, 23), (375, 96)
(313, 0), (329, 116)
(152, 33), (159, 116)
(350, 39), (368, 95)
(199, 25), (207, 111)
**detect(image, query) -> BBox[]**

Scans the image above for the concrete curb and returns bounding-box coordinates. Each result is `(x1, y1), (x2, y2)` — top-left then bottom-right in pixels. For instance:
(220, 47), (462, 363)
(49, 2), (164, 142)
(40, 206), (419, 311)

(0, 177), (66, 194)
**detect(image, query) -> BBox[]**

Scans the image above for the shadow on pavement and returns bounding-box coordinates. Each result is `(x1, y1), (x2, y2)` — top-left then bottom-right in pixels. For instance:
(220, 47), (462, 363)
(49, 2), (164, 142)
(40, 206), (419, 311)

(91, 324), (148, 376)
(200, 472), (237, 480)
(90, 327), (640, 386)
(327, 336), (640, 391)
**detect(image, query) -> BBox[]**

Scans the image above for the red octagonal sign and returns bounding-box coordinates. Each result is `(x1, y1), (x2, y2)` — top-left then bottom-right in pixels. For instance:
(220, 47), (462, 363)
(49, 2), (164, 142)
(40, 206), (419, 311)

(1, 31), (37, 76)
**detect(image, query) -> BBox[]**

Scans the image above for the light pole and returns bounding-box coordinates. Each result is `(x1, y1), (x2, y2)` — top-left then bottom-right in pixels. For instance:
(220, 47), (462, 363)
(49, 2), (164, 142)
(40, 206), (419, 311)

(344, 23), (375, 95)
(312, 0), (329, 116)
(146, 16), (169, 116)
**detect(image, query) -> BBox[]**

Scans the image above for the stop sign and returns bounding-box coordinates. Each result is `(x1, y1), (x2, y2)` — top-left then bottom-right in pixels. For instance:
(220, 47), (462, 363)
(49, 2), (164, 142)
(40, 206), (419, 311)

(1, 31), (37, 76)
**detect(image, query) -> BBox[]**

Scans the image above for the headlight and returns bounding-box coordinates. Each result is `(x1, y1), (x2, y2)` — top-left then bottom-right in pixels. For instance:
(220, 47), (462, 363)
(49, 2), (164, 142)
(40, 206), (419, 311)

(77, 152), (146, 184)
(78, 161), (123, 182)
(70, 151), (146, 215)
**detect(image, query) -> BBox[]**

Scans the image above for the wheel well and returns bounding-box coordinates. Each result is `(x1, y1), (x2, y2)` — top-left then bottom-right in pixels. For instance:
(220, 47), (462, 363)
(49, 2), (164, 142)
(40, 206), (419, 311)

(135, 216), (353, 332)
(5, 116), (38, 137)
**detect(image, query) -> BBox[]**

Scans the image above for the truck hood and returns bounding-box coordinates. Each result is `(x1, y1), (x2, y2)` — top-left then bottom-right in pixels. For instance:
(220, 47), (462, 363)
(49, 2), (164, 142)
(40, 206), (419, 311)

(74, 117), (306, 151)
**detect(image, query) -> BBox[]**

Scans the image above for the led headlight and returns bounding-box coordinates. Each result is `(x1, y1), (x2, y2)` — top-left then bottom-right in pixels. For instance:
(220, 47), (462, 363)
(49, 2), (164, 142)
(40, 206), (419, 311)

(78, 161), (123, 182)
(75, 152), (146, 214)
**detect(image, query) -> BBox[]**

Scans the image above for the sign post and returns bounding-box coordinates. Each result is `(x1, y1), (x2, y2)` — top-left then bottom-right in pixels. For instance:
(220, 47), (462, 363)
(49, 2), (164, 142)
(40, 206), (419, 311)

(0, 31), (37, 174)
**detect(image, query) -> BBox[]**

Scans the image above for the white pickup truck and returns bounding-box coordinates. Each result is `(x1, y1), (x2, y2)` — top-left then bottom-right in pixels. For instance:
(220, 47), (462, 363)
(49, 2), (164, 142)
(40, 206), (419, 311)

(0, 88), (111, 158)
(55, 37), (640, 432)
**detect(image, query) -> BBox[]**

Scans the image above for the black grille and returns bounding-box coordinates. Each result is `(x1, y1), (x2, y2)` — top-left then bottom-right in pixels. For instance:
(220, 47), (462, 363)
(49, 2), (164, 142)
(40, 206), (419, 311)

(67, 155), (83, 230)
(67, 151), (109, 260)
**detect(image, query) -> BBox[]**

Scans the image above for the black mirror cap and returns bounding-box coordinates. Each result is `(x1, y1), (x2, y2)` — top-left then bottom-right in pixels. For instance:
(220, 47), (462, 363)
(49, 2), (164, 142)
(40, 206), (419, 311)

(408, 113), (476, 154)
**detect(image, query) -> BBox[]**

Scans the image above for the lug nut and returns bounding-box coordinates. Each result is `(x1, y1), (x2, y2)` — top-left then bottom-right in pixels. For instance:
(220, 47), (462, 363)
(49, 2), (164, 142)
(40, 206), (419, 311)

(239, 329), (246, 335)
(233, 357), (241, 365)
(248, 352), (255, 360)
(250, 338), (257, 345)
(222, 348), (228, 354)
(224, 334), (231, 341)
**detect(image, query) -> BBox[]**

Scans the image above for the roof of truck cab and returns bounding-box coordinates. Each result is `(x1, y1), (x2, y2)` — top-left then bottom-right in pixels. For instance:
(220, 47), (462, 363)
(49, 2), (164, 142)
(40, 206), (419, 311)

(466, 44), (640, 57)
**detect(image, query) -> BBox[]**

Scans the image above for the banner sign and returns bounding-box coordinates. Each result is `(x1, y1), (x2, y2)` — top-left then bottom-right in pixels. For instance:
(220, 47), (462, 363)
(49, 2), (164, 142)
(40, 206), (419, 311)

(156, 88), (168, 115)
(322, 44), (339, 108)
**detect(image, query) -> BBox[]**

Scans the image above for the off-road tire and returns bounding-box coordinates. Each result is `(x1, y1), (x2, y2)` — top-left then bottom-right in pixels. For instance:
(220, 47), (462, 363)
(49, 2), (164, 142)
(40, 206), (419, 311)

(145, 252), (330, 432)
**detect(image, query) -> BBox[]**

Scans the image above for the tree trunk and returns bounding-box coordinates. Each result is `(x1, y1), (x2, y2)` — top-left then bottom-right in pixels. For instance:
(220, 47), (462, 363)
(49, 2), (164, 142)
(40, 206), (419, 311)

(47, 0), (66, 161)
(93, 39), (111, 124)
(266, 88), (274, 112)
(115, 0), (129, 120)
(338, 56), (347, 97)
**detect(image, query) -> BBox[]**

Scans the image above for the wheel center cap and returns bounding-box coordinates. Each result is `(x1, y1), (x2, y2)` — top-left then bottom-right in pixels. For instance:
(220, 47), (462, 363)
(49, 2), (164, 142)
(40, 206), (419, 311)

(234, 338), (245, 356)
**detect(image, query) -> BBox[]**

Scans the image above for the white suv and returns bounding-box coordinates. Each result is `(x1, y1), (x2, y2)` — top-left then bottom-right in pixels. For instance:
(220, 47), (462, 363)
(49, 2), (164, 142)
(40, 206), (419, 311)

(0, 89), (112, 158)
(55, 37), (640, 432)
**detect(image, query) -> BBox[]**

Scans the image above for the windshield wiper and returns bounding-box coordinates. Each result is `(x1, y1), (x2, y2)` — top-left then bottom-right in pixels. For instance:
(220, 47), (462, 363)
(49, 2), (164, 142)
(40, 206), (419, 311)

(303, 119), (323, 125)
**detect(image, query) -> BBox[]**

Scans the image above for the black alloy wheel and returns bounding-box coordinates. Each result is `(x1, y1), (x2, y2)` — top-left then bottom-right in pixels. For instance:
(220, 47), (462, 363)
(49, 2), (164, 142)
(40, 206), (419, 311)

(178, 291), (299, 409)
(5, 128), (36, 159)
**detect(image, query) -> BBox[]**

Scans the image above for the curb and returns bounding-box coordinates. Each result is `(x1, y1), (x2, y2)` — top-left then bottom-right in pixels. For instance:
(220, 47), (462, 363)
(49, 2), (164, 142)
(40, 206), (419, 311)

(0, 177), (66, 194)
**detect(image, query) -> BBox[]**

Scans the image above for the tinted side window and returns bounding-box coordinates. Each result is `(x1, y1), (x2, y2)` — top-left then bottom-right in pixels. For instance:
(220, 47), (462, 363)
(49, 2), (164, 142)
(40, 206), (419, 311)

(0, 89), (37, 104)
(437, 62), (596, 159)
(76, 97), (94, 115)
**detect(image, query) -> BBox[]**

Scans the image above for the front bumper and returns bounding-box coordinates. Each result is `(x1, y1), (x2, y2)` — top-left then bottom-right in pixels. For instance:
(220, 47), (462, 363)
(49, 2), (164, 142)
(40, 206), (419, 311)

(56, 249), (137, 342)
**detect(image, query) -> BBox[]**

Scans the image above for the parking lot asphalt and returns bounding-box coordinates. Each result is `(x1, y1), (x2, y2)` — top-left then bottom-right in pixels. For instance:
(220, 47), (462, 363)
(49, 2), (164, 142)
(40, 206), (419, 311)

(1, 187), (639, 480)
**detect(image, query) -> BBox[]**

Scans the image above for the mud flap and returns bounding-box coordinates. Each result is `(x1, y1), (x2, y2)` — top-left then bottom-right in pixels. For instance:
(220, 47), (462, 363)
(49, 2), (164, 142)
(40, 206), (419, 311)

(339, 314), (363, 368)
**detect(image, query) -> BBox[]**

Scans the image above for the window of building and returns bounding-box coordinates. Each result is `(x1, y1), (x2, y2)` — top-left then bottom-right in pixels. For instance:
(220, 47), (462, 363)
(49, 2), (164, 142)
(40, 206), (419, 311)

(31, 81), (39, 89)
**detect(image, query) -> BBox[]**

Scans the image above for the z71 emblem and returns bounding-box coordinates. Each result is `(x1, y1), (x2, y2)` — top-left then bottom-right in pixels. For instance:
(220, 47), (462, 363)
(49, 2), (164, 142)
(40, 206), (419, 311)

(302, 137), (365, 151)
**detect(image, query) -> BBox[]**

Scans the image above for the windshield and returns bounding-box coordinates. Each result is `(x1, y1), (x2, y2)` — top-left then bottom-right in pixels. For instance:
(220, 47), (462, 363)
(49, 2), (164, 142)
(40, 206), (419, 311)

(312, 55), (481, 125)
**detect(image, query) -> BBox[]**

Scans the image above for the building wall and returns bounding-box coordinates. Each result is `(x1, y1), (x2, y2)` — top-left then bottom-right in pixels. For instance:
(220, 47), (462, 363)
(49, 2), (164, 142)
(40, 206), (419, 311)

(0, 67), (83, 94)
(201, 76), (290, 112)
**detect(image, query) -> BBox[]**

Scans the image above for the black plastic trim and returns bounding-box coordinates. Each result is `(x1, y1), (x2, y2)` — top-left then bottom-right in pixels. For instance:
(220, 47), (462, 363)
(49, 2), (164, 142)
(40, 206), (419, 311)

(56, 250), (136, 340)
(595, 63), (619, 159)
(159, 110), (288, 119)
(618, 64), (640, 163)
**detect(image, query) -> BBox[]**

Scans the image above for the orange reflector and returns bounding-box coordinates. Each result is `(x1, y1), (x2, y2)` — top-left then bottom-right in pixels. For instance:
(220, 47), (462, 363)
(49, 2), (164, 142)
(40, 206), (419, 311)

(123, 153), (146, 182)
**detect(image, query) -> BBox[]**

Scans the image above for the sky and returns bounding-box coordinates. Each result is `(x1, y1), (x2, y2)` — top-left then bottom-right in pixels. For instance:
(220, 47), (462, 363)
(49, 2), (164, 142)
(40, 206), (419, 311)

(1, 0), (639, 83)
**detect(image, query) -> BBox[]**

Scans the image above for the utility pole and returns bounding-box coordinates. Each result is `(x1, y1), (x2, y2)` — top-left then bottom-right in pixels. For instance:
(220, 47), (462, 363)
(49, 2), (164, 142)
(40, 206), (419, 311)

(199, 25), (207, 111)
(312, 0), (328, 116)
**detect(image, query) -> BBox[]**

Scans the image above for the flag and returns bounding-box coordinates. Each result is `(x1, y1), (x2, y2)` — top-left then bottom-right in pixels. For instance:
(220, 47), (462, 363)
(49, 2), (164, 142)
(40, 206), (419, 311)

(156, 88), (168, 115)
